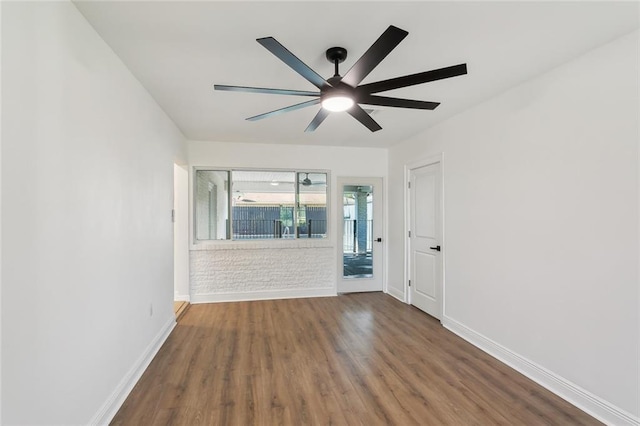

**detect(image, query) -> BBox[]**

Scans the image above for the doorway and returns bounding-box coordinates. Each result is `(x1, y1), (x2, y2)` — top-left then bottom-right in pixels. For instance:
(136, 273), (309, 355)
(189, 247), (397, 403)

(337, 177), (383, 293)
(407, 157), (443, 319)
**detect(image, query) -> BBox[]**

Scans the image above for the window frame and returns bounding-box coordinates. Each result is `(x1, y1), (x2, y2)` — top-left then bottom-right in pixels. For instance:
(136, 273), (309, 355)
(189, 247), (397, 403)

(192, 166), (331, 245)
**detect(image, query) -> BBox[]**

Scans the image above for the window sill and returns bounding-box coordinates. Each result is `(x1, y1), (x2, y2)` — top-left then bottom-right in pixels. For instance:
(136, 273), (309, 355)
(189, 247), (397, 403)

(191, 238), (334, 251)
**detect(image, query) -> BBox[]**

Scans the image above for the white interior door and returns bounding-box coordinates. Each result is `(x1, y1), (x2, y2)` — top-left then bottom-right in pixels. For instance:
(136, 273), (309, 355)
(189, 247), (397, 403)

(409, 161), (443, 318)
(337, 177), (383, 293)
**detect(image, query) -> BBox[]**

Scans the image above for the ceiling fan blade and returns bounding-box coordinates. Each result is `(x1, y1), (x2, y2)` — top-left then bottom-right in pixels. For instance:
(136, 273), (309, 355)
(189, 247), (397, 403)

(246, 99), (320, 121)
(358, 63), (467, 94)
(257, 37), (329, 89)
(347, 104), (382, 132)
(341, 25), (408, 88)
(305, 108), (330, 132)
(214, 85), (320, 97)
(356, 94), (440, 110)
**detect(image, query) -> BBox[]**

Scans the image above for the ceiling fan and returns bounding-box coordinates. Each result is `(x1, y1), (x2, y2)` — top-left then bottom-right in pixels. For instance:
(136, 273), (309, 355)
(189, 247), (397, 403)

(300, 173), (325, 187)
(214, 25), (467, 132)
(301, 173), (313, 186)
(233, 191), (256, 203)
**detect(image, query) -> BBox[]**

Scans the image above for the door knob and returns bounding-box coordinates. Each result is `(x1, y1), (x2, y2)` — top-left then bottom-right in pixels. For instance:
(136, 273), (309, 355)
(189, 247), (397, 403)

(376, 237), (382, 242)
(430, 245), (441, 251)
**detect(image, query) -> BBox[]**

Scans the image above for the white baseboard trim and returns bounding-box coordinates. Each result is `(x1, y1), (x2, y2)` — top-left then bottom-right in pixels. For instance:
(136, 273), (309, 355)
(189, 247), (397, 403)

(89, 315), (176, 425)
(386, 286), (405, 303)
(442, 316), (639, 426)
(191, 287), (336, 304)
(173, 294), (190, 302)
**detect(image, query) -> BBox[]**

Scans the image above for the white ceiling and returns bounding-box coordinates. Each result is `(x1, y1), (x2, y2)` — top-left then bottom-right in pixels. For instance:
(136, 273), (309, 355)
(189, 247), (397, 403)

(74, 1), (639, 148)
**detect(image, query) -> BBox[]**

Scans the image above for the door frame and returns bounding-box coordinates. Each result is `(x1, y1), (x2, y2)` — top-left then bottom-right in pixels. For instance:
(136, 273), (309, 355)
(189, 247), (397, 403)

(404, 154), (445, 317)
(174, 163), (190, 302)
(337, 176), (384, 293)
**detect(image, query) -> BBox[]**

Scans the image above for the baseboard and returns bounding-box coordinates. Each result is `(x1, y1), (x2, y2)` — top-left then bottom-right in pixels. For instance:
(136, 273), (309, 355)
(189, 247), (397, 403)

(442, 316), (639, 426)
(191, 287), (336, 304)
(386, 286), (405, 303)
(173, 294), (190, 302)
(88, 315), (176, 425)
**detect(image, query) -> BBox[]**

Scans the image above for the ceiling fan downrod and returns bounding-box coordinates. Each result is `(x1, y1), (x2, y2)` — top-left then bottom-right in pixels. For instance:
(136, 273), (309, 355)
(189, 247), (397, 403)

(326, 47), (347, 78)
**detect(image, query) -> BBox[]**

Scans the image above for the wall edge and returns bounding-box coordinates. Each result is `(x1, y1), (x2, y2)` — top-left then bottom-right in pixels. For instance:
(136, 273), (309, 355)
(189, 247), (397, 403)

(442, 316), (639, 426)
(88, 316), (176, 425)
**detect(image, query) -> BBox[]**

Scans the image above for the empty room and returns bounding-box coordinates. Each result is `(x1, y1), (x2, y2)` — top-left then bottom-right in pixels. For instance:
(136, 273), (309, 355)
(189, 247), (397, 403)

(1, 1), (638, 425)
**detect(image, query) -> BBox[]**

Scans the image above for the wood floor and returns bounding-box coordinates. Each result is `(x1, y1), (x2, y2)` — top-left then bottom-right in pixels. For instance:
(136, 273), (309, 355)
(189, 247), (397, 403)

(112, 293), (600, 425)
(173, 301), (190, 322)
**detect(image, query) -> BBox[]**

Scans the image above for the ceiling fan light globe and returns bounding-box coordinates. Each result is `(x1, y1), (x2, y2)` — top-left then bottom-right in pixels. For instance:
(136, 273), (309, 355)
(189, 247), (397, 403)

(321, 96), (354, 112)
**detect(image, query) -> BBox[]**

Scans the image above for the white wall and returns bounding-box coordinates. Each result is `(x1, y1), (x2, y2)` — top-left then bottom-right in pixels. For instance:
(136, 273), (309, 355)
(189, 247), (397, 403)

(174, 164), (190, 301)
(388, 31), (639, 423)
(1, 2), (186, 424)
(188, 141), (387, 302)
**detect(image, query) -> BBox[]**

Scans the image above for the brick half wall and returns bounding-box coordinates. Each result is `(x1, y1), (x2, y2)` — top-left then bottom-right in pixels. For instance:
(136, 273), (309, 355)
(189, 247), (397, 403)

(190, 244), (335, 302)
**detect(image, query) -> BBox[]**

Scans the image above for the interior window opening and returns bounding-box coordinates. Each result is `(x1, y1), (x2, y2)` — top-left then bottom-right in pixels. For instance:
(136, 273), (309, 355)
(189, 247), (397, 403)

(194, 169), (328, 241)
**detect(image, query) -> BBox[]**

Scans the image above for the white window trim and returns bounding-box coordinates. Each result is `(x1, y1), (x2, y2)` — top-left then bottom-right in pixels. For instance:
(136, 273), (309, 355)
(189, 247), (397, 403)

(190, 166), (332, 250)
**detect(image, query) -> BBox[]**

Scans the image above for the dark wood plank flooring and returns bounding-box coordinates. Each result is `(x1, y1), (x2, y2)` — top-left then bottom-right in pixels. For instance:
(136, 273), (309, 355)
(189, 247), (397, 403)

(112, 293), (600, 425)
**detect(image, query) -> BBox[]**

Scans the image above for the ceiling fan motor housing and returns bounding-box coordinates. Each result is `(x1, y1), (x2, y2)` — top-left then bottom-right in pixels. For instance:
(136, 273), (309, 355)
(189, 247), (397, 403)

(322, 76), (354, 98)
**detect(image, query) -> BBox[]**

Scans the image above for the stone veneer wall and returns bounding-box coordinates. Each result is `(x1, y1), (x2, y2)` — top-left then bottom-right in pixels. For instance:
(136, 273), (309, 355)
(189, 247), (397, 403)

(190, 241), (335, 302)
